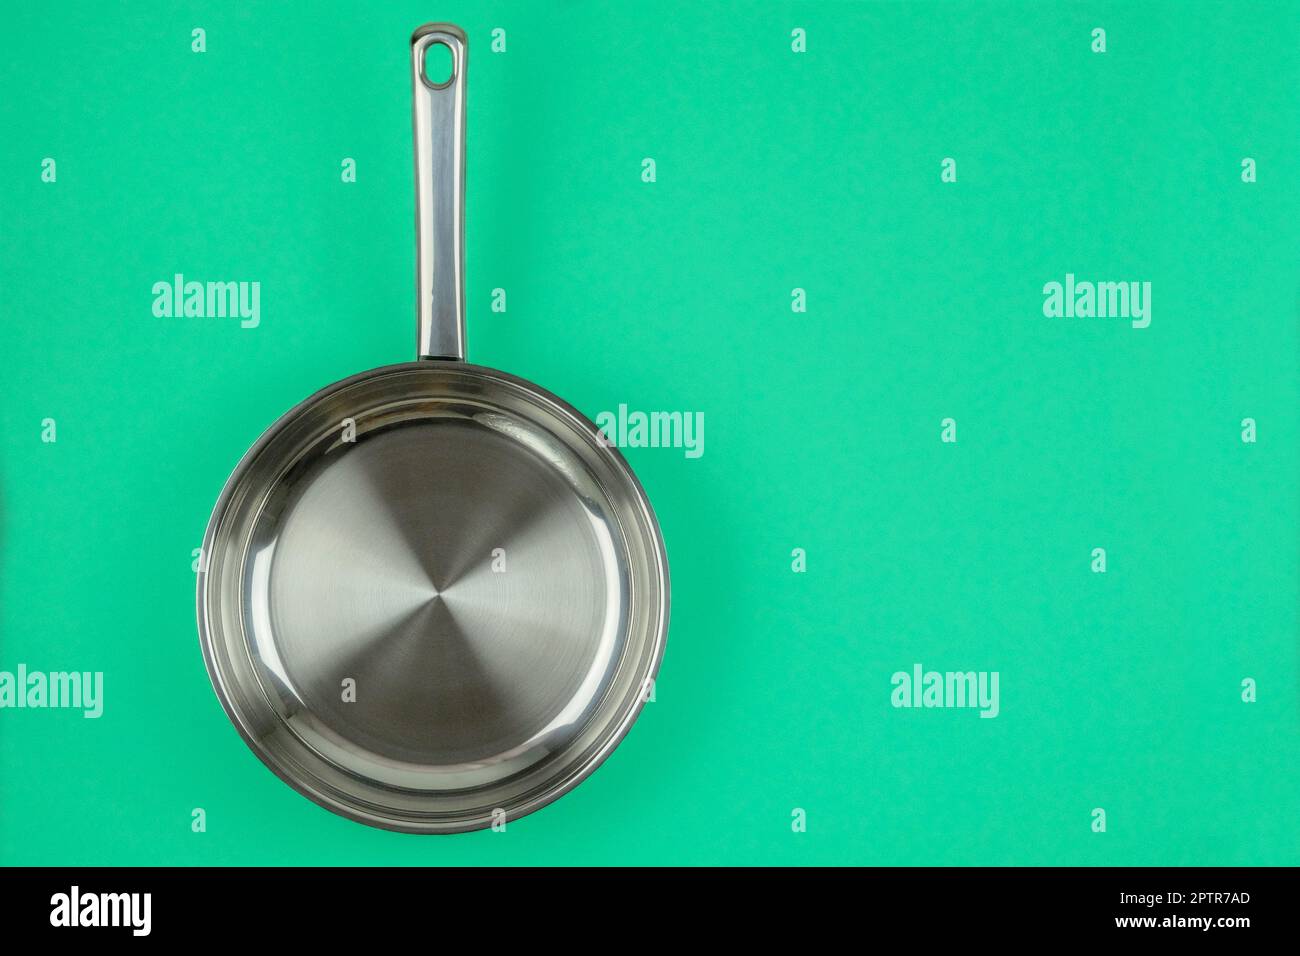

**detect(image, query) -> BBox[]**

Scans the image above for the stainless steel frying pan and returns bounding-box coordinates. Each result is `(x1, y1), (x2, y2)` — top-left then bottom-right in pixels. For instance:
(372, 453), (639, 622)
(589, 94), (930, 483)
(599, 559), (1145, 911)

(197, 23), (669, 834)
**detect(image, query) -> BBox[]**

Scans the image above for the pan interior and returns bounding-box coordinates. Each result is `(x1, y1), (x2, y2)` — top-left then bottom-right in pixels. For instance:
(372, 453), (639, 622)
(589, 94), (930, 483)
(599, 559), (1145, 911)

(252, 417), (622, 789)
(210, 366), (656, 806)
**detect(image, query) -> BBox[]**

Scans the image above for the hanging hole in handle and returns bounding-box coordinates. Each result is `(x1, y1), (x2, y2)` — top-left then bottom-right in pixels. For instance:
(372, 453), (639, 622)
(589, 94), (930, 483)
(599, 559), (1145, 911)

(422, 40), (455, 89)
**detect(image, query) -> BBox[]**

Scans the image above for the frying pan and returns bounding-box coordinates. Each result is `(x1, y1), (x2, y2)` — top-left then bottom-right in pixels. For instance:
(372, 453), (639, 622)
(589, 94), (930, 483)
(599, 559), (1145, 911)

(197, 24), (669, 833)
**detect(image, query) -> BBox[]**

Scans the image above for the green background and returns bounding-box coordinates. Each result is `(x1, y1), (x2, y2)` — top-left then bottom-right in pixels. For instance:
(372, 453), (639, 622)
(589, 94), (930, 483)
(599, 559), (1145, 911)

(2, 1), (1298, 865)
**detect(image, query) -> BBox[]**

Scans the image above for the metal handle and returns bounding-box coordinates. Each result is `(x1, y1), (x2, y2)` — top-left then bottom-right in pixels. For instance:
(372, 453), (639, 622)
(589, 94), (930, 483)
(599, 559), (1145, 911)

(411, 24), (467, 361)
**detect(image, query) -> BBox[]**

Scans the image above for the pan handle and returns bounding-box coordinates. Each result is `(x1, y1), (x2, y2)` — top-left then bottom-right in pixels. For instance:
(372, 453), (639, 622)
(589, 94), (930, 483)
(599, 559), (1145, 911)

(411, 24), (467, 361)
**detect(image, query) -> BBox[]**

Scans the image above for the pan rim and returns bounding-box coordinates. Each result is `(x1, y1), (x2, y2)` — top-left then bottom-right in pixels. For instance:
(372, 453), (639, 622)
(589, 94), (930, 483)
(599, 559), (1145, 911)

(196, 360), (670, 834)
